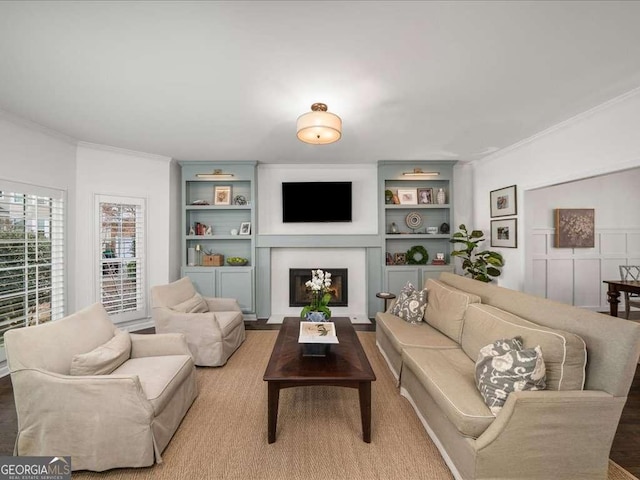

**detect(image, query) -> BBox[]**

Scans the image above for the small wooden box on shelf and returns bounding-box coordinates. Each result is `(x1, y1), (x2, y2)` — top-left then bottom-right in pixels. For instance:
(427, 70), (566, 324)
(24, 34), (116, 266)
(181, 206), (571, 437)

(202, 254), (224, 266)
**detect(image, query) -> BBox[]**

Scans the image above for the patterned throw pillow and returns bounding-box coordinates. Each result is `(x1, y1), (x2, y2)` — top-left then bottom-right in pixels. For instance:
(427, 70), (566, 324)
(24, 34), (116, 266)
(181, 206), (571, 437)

(392, 285), (428, 324)
(475, 337), (546, 415)
(389, 282), (416, 316)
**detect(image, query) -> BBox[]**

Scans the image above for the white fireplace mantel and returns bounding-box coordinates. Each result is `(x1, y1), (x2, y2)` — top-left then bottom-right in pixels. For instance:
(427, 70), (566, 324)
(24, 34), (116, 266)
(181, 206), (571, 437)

(255, 235), (383, 319)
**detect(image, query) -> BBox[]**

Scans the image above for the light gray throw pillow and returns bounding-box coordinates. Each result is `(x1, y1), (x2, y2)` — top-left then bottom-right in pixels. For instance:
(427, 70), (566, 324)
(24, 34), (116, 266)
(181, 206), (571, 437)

(475, 337), (546, 415)
(70, 329), (131, 376)
(172, 292), (209, 313)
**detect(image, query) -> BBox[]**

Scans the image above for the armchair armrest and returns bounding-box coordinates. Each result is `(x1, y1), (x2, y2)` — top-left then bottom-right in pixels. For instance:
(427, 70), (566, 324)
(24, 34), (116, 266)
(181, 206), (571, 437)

(204, 297), (242, 312)
(10, 368), (156, 470)
(130, 332), (192, 358)
(474, 390), (626, 478)
(154, 311), (221, 336)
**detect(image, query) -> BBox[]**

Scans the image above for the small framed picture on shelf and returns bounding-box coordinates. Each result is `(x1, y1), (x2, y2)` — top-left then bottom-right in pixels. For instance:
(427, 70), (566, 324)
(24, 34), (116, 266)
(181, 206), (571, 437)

(417, 187), (433, 204)
(491, 218), (517, 248)
(397, 188), (418, 205)
(394, 252), (406, 265)
(214, 186), (232, 205)
(490, 185), (517, 217)
(239, 222), (251, 235)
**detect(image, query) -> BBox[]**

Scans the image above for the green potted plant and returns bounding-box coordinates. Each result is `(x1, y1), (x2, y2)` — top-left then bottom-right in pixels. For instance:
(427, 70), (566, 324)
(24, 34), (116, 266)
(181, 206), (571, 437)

(300, 269), (332, 321)
(449, 224), (504, 282)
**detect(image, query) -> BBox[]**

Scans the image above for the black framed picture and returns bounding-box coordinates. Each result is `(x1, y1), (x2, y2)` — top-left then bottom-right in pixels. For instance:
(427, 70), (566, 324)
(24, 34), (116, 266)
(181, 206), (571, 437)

(490, 185), (517, 217)
(491, 218), (517, 248)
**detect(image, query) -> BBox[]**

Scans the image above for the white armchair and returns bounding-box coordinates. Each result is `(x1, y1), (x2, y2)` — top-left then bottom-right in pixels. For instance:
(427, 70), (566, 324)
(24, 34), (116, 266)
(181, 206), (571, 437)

(4, 303), (197, 471)
(151, 277), (246, 366)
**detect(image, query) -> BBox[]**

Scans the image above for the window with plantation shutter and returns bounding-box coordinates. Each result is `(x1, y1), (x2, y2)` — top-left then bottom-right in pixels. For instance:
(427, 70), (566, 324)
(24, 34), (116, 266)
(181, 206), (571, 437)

(0, 181), (65, 348)
(96, 195), (146, 322)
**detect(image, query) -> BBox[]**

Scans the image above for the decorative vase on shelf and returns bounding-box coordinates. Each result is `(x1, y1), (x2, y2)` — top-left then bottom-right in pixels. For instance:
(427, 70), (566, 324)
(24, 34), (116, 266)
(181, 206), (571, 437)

(436, 188), (446, 205)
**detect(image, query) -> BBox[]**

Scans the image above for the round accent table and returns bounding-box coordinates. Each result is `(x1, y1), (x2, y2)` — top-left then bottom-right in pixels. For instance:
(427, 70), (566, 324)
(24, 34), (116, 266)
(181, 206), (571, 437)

(376, 292), (396, 312)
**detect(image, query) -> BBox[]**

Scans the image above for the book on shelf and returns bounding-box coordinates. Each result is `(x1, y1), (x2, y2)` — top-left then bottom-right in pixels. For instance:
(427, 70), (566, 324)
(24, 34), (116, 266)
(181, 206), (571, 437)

(431, 259), (447, 265)
(298, 322), (339, 344)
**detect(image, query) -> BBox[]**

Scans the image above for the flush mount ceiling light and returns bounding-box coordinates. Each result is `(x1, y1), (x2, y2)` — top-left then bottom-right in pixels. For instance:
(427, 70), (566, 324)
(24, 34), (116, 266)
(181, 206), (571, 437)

(196, 169), (234, 179)
(402, 168), (440, 177)
(296, 103), (342, 145)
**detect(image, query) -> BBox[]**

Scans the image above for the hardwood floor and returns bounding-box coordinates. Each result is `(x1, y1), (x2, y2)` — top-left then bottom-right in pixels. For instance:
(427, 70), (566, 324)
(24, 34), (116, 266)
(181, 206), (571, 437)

(0, 316), (637, 477)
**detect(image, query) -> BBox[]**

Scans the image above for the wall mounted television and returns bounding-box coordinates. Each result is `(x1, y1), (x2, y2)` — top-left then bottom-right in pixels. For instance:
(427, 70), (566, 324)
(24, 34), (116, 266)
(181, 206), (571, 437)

(282, 181), (352, 223)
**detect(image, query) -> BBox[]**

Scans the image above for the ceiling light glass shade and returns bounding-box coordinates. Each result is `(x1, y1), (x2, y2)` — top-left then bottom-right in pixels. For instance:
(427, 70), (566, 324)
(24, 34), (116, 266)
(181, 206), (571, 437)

(296, 103), (342, 145)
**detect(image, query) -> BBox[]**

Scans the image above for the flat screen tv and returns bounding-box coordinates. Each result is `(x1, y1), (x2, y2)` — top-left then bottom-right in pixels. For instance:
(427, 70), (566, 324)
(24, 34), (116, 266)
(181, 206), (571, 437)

(282, 181), (352, 223)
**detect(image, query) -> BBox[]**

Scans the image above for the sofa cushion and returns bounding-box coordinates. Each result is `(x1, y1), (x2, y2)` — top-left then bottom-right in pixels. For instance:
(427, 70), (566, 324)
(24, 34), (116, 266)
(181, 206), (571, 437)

(70, 330), (131, 376)
(475, 337), (546, 415)
(173, 293), (209, 313)
(402, 346), (495, 438)
(461, 304), (587, 391)
(394, 288), (428, 323)
(112, 354), (194, 415)
(424, 279), (481, 343)
(376, 312), (460, 353)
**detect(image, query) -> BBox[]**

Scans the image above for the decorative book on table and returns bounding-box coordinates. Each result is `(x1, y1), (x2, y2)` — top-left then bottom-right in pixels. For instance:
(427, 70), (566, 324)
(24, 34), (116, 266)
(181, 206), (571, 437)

(299, 322), (339, 344)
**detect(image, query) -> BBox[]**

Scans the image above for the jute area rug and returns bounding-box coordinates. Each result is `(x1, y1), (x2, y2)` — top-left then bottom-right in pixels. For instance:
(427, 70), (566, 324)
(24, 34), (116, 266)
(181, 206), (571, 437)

(75, 331), (637, 480)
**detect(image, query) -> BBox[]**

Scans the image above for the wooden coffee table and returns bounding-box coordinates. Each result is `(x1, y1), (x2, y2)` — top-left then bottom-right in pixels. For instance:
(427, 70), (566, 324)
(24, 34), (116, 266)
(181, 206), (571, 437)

(263, 317), (376, 443)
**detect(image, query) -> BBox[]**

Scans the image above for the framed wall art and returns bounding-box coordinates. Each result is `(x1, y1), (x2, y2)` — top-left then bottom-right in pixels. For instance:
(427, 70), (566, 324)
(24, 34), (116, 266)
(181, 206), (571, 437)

(491, 218), (517, 248)
(417, 187), (433, 204)
(554, 208), (594, 248)
(490, 185), (517, 217)
(214, 186), (232, 205)
(239, 222), (251, 235)
(397, 188), (418, 205)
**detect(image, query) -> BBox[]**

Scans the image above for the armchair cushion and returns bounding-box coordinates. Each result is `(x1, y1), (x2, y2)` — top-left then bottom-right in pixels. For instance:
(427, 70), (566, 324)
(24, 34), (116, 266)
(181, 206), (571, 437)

(70, 330), (131, 376)
(112, 354), (194, 415)
(173, 292), (209, 313)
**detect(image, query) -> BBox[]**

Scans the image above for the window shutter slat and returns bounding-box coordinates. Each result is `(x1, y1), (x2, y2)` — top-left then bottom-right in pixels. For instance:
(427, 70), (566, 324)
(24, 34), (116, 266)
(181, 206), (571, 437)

(0, 183), (65, 346)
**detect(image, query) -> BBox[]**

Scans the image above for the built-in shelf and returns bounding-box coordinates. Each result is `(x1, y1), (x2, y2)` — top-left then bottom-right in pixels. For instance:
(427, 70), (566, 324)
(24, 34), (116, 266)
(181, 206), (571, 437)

(185, 235), (251, 240)
(379, 160), (456, 293)
(185, 205), (251, 210)
(384, 234), (450, 240)
(384, 204), (450, 209)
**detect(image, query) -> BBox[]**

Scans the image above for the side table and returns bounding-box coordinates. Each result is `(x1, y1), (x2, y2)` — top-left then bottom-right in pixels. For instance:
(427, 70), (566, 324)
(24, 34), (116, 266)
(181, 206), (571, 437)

(376, 292), (396, 311)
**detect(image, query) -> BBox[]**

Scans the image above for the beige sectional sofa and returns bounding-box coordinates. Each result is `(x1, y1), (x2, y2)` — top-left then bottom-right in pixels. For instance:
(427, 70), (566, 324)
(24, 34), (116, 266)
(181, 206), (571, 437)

(376, 272), (640, 480)
(5, 303), (198, 471)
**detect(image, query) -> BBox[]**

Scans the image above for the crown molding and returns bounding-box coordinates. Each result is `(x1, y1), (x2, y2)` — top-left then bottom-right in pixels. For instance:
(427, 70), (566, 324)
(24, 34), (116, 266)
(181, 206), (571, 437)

(77, 141), (172, 163)
(470, 85), (640, 166)
(0, 108), (77, 145)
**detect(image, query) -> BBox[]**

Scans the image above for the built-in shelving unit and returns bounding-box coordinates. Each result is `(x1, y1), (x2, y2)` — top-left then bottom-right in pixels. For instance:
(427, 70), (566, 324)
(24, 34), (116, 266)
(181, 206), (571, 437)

(179, 161), (257, 319)
(378, 161), (456, 293)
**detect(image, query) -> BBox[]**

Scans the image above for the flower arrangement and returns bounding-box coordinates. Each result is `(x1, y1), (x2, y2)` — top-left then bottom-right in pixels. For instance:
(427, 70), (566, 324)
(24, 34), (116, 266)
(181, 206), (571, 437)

(300, 269), (332, 320)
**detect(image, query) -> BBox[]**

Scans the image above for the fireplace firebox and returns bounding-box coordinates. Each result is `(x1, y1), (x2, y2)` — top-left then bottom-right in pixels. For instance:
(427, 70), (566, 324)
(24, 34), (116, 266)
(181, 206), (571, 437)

(289, 268), (348, 307)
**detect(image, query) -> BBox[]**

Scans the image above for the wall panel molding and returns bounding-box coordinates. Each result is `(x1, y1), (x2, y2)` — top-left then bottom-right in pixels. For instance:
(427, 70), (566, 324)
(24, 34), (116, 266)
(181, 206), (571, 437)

(528, 228), (640, 310)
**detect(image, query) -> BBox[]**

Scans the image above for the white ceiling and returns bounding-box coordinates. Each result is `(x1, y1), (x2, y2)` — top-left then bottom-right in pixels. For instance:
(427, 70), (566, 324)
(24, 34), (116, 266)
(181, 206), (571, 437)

(1, 1), (640, 164)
